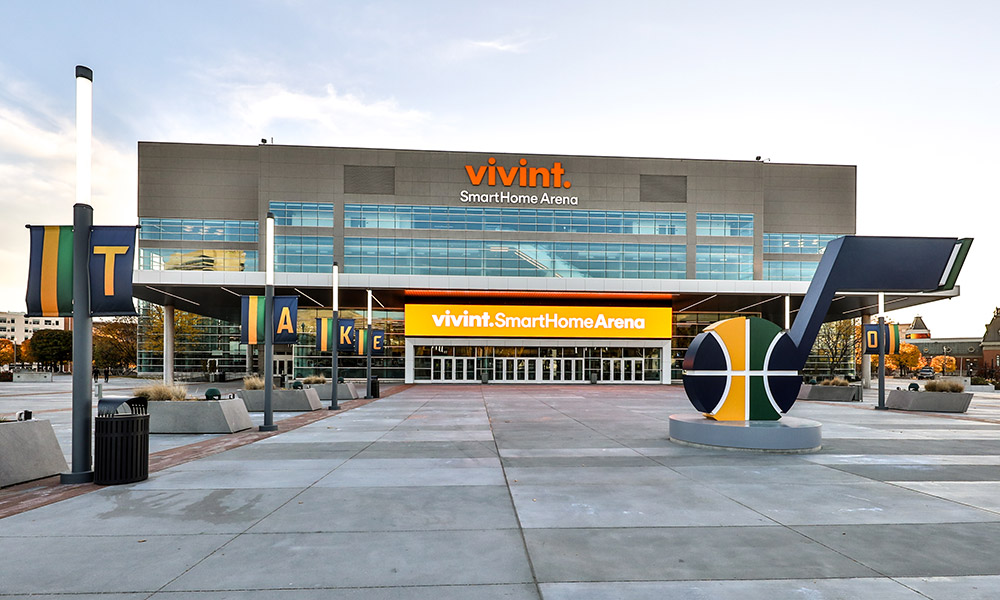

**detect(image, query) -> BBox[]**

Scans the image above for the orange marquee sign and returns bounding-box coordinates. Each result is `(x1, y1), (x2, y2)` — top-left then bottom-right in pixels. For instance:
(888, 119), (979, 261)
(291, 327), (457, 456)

(405, 304), (672, 339)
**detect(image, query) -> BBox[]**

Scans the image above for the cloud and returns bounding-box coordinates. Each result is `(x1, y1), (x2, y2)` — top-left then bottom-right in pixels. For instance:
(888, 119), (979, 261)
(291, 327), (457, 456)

(441, 33), (534, 61)
(0, 89), (136, 312)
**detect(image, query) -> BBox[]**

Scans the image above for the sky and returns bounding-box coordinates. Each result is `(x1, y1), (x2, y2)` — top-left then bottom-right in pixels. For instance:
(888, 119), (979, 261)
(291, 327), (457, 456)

(0, 1), (996, 338)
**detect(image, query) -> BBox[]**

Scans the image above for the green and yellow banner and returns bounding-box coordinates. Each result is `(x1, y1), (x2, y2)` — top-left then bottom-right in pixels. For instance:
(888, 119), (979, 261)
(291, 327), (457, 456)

(241, 295), (299, 345)
(26, 226), (74, 317)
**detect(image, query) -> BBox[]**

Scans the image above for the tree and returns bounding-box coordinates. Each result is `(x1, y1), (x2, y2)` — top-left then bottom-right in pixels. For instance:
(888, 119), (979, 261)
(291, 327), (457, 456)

(29, 329), (73, 368)
(139, 305), (203, 354)
(930, 355), (957, 374)
(93, 317), (138, 370)
(0, 339), (15, 366)
(19, 338), (34, 364)
(813, 319), (857, 375)
(896, 343), (922, 374)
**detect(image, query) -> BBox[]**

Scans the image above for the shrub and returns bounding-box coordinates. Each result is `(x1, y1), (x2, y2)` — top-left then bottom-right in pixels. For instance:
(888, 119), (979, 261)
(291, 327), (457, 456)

(818, 377), (849, 386)
(924, 380), (965, 393)
(0, 372), (12, 382)
(303, 375), (326, 384)
(243, 375), (269, 390)
(133, 384), (188, 401)
(971, 376), (988, 386)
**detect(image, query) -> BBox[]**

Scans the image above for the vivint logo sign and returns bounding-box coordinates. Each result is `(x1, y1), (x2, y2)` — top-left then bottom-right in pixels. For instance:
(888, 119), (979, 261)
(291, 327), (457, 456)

(460, 157), (580, 206)
(405, 304), (672, 340)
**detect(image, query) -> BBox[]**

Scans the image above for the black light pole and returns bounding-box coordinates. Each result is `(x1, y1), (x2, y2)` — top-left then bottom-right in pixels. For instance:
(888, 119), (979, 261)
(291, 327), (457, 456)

(329, 261), (340, 410)
(260, 212), (278, 432)
(876, 315), (887, 410)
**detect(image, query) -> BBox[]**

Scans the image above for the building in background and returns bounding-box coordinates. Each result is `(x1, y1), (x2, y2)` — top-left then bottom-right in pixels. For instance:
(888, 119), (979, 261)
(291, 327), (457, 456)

(132, 143), (959, 383)
(0, 311), (68, 345)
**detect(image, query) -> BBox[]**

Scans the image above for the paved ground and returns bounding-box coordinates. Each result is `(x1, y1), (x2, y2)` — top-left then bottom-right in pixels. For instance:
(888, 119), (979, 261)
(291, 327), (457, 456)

(3, 380), (1000, 598)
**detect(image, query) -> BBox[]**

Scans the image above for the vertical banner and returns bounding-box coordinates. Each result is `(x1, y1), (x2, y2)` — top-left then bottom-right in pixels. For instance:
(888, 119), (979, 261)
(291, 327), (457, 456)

(338, 318), (357, 353)
(372, 329), (385, 356)
(863, 323), (901, 355)
(242, 296), (299, 345)
(89, 225), (138, 316)
(25, 226), (74, 317)
(316, 317), (334, 352)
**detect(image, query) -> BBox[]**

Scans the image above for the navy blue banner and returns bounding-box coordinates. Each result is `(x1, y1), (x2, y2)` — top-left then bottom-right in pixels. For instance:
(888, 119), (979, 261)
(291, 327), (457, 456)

(372, 329), (385, 356)
(240, 295), (299, 345)
(338, 318), (357, 353)
(89, 226), (138, 316)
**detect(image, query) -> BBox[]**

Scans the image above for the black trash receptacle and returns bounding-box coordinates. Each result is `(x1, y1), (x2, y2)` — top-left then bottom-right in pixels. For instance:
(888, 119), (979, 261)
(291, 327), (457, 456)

(371, 375), (380, 398)
(94, 397), (149, 485)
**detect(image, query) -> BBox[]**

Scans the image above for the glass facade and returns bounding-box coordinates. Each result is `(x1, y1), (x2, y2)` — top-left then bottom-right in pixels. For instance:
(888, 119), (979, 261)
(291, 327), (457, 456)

(139, 248), (258, 271)
(345, 205), (686, 235)
(696, 213), (753, 237)
(344, 238), (686, 279)
(137, 301), (246, 376)
(275, 235), (335, 273)
(293, 309), (404, 380)
(270, 202), (335, 227)
(695, 245), (753, 280)
(139, 218), (258, 242)
(764, 233), (839, 254)
(764, 260), (819, 281)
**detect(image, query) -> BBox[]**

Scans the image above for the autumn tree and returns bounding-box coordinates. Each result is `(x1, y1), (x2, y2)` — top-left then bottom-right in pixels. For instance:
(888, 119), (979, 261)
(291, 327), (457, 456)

(0, 339), (15, 366)
(930, 355), (957, 375)
(93, 317), (138, 370)
(813, 319), (857, 375)
(139, 304), (203, 354)
(29, 329), (73, 368)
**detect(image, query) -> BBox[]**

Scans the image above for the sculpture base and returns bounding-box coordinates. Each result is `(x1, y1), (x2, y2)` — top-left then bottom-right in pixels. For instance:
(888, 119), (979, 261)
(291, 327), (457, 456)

(669, 414), (822, 453)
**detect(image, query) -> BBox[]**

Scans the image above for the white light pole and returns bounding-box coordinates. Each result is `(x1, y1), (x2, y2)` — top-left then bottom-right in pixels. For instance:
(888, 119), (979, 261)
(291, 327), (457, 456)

(260, 212), (278, 431)
(329, 261), (340, 410)
(365, 289), (373, 398)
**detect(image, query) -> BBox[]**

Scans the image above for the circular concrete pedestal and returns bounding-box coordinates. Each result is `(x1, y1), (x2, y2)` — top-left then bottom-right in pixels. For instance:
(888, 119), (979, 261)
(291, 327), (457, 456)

(669, 414), (822, 453)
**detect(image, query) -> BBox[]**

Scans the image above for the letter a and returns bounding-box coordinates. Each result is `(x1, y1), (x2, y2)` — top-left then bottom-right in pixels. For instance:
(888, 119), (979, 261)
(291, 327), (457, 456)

(277, 307), (295, 334)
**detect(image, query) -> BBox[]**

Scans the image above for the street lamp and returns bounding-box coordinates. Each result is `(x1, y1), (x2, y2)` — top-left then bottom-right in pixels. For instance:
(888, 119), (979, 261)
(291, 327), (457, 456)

(365, 289), (373, 399)
(260, 212), (278, 432)
(329, 261), (340, 410)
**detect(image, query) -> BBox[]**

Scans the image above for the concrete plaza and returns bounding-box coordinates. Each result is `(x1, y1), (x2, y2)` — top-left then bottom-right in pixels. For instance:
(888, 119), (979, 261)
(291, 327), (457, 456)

(3, 380), (1000, 598)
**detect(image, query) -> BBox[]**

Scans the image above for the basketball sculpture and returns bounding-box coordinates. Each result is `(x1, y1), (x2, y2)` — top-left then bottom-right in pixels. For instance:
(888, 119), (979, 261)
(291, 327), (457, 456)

(682, 236), (972, 422)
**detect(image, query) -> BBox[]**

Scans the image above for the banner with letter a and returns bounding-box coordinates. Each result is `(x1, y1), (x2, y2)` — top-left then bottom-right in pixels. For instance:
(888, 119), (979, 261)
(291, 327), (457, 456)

(242, 296), (299, 345)
(26, 226), (74, 317)
(89, 226), (138, 316)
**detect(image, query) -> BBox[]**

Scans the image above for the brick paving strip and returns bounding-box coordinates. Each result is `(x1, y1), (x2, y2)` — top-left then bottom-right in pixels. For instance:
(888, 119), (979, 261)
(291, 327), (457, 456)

(0, 385), (410, 519)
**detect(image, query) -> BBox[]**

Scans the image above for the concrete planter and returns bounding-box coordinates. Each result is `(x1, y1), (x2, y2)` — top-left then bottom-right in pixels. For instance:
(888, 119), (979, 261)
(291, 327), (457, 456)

(12, 371), (53, 383)
(148, 398), (253, 434)
(305, 382), (359, 400)
(238, 388), (324, 412)
(886, 389), (973, 413)
(798, 384), (862, 402)
(0, 420), (68, 487)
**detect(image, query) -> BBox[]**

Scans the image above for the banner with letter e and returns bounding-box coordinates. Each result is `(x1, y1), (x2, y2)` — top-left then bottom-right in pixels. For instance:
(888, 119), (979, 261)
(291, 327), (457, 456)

(241, 295), (299, 345)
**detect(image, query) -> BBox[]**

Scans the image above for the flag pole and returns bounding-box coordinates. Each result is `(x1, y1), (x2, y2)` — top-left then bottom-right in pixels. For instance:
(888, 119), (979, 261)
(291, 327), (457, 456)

(329, 261), (339, 410)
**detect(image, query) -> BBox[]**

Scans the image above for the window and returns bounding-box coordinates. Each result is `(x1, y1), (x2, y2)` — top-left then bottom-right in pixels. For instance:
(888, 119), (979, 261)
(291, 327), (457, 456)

(274, 235), (335, 273)
(138, 248), (257, 271)
(139, 218), (258, 243)
(696, 245), (753, 280)
(763, 260), (818, 281)
(344, 238), (685, 279)
(696, 213), (753, 237)
(343, 205), (686, 236)
(270, 202), (335, 227)
(763, 233), (839, 254)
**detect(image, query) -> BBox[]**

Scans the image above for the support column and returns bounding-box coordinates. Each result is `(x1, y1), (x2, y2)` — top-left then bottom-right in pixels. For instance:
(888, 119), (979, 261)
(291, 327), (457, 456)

(163, 304), (174, 386)
(245, 344), (253, 374)
(861, 313), (872, 389)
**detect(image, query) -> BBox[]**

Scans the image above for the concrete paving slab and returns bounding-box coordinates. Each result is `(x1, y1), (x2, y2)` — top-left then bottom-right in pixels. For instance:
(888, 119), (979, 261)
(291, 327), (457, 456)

(248, 485), (519, 532)
(0, 487), (301, 535)
(795, 522), (1000, 577)
(152, 585), (540, 599)
(524, 526), (879, 582)
(163, 530), (534, 591)
(828, 464), (1000, 481)
(897, 575), (1000, 600)
(505, 465), (682, 486)
(705, 481), (1000, 525)
(314, 465), (506, 487)
(886, 481), (1000, 511)
(129, 467), (335, 490)
(0, 533), (232, 595)
(539, 578), (927, 599)
(671, 464), (868, 485)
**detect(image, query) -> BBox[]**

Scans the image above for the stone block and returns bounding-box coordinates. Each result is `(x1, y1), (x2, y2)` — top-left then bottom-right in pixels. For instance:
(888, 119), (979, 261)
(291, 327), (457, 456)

(148, 398), (253, 434)
(0, 420), (68, 487)
(885, 390), (973, 413)
(798, 384), (862, 402)
(238, 388), (324, 412)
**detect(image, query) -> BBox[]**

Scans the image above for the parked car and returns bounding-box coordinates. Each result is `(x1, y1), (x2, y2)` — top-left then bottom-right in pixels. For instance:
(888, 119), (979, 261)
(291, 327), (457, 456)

(916, 367), (935, 379)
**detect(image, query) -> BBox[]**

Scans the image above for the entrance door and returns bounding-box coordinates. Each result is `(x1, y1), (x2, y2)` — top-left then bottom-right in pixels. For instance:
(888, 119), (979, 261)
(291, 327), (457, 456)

(432, 357), (477, 382)
(601, 358), (645, 382)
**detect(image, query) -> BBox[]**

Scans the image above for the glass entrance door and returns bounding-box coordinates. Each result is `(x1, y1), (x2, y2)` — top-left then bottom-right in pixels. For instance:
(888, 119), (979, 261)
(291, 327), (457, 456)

(601, 358), (644, 382)
(432, 357), (477, 382)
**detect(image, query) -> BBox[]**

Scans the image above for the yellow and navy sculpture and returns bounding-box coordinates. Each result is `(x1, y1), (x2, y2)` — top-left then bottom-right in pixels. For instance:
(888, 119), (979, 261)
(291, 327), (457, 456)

(683, 236), (973, 421)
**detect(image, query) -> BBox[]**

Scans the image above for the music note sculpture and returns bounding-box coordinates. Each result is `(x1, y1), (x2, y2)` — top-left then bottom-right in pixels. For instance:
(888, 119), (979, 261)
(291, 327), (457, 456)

(673, 236), (972, 451)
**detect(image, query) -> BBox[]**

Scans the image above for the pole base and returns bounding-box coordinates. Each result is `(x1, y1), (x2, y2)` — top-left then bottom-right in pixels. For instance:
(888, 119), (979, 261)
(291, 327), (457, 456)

(874, 406), (889, 411)
(329, 402), (340, 410)
(60, 470), (94, 484)
(258, 424), (278, 432)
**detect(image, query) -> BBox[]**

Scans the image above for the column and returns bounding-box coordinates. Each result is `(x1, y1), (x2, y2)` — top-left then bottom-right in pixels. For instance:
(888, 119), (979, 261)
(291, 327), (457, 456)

(164, 304), (174, 386)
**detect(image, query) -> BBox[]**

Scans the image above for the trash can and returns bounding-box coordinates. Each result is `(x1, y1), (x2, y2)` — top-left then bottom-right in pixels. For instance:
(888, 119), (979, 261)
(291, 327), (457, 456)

(94, 396), (149, 485)
(371, 375), (380, 398)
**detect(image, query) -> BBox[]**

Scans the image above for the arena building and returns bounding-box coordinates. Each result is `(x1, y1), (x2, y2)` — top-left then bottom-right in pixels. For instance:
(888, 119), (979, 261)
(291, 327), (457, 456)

(132, 143), (958, 384)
